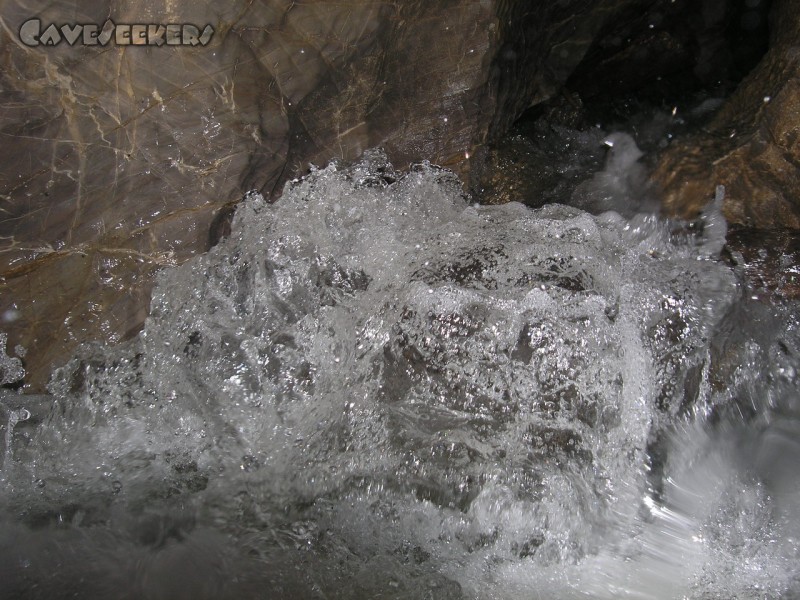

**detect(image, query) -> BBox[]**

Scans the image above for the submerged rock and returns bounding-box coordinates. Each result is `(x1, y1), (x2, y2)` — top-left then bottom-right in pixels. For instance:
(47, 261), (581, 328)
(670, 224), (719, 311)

(7, 150), (789, 599)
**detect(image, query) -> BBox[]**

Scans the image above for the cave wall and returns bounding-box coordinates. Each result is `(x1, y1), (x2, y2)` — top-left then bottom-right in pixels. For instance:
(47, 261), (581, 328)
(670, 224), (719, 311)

(1, 0), (649, 390)
(652, 0), (800, 228)
(2, 0), (795, 390)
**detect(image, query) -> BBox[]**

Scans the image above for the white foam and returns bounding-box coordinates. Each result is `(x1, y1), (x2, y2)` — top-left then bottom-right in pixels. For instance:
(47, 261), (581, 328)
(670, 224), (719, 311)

(0, 149), (794, 598)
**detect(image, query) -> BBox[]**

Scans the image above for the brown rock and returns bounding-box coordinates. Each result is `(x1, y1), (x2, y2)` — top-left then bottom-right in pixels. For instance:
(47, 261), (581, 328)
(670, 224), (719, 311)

(0, 1), (491, 390)
(0, 0), (653, 390)
(652, 0), (800, 228)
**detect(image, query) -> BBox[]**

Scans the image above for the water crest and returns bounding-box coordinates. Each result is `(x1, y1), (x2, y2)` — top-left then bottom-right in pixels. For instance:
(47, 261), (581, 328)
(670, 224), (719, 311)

(0, 149), (797, 599)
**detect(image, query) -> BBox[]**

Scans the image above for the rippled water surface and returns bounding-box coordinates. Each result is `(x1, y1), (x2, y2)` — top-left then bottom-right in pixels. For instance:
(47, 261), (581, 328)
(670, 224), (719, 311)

(1, 150), (798, 599)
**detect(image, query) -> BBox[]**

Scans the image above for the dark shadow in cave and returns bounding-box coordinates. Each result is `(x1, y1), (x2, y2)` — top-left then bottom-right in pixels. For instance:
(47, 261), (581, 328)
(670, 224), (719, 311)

(478, 0), (773, 210)
(565, 0), (773, 126)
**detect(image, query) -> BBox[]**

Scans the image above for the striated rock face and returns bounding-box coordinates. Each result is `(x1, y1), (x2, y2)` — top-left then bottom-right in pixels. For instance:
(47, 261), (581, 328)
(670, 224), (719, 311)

(3, 0), (793, 391)
(0, 0), (650, 390)
(652, 0), (800, 228)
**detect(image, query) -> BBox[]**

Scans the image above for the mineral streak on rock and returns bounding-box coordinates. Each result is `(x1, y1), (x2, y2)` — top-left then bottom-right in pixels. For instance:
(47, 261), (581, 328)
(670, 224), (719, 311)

(0, 0), (647, 390)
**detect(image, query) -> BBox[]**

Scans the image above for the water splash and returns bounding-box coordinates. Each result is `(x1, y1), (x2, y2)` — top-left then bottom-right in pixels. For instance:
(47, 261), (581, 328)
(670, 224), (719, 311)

(0, 149), (796, 599)
(571, 132), (655, 216)
(0, 333), (24, 386)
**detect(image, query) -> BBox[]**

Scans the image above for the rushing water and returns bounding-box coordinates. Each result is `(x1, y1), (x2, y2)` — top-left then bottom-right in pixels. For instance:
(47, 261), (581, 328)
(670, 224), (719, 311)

(0, 148), (798, 599)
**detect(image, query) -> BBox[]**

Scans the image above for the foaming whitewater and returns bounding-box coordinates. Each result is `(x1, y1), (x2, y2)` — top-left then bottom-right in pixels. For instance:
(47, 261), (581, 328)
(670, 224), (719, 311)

(1, 149), (798, 599)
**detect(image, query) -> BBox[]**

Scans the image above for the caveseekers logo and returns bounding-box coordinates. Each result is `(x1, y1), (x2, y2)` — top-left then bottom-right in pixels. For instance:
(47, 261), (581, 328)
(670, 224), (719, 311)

(19, 18), (214, 47)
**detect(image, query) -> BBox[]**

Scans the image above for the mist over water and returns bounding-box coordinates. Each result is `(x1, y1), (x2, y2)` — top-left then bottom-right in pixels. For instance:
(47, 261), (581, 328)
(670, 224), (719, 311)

(0, 148), (798, 599)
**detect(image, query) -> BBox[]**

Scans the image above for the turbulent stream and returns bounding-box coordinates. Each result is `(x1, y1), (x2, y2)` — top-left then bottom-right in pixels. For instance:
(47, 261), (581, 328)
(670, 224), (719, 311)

(0, 147), (798, 599)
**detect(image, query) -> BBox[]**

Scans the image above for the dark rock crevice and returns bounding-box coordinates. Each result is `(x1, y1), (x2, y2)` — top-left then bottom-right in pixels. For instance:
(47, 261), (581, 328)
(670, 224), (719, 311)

(477, 0), (799, 307)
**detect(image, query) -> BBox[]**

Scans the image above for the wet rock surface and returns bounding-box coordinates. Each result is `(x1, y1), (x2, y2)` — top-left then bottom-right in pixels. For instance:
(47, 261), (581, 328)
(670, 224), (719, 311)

(725, 227), (800, 302)
(1, 0), (652, 390)
(652, 0), (800, 228)
(0, 0), (796, 391)
(477, 94), (608, 208)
